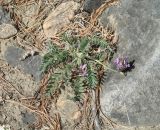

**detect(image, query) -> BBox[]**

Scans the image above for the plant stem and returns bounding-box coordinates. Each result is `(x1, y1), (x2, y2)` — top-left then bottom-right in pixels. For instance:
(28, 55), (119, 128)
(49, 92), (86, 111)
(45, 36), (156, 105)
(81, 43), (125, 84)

(91, 89), (101, 130)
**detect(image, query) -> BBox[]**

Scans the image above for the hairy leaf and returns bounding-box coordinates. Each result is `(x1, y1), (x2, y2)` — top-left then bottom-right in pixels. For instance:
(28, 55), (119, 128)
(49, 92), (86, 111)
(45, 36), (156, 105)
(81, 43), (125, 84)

(87, 64), (98, 89)
(79, 37), (89, 52)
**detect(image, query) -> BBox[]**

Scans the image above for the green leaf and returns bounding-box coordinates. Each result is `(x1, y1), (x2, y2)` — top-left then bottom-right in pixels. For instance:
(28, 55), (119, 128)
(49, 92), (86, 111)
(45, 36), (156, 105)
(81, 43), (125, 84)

(62, 33), (77, 45)
(91, 36), (109, 48)
(79, 37), (89, 52)
(87, 64), (98, 89)
(40, 44), (69, 73)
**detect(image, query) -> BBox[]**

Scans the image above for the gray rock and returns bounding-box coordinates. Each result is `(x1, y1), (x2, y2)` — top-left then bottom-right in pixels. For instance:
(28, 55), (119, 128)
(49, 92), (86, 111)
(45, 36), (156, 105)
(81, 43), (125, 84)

(0, 6), (10, 24)
(0, 24), (17, 39)
(4, 46), (42, 81)
(83, 0), (106, 13)
(21, 111), (36, 125)
(100, 0), (160, 126)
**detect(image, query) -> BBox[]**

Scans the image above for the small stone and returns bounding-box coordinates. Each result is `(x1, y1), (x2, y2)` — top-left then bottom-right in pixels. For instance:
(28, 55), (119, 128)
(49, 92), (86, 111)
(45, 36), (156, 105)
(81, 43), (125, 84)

(83, 0), (107, 13)
(56, 95), (79, 121)
(0, 24), (17, 39)
(0, 6), (11, 24)
(20, 3), (38, 26)
(50, 91), (79, 128)
(21, 112), (36, 125)
(72, 111), (81, 120)
(43, 1), (80, 38)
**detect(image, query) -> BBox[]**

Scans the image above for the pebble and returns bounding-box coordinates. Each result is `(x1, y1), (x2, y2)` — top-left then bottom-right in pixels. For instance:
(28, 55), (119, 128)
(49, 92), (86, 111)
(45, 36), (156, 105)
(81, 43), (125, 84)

(43, 1), (80, 38)
(0, 24), (17, 39)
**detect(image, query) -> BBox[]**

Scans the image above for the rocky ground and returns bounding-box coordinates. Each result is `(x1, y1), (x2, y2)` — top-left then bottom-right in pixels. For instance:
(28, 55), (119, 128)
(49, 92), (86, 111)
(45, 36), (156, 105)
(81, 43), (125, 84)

(0, 1), (82, 130)
(0, 0), (160, 130)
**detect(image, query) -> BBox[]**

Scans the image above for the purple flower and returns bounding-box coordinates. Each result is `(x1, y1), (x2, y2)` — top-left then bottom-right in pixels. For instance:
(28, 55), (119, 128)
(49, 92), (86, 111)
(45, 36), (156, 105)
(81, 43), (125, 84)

(114, 57), (130, 71)
(79, 64), (88, 76)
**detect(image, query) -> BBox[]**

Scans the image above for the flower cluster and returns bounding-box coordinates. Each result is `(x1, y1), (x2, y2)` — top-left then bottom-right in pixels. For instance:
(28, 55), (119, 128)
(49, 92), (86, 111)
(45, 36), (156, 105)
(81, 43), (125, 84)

(114, 57), (130, 71)
(79, 64), (88, 76)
